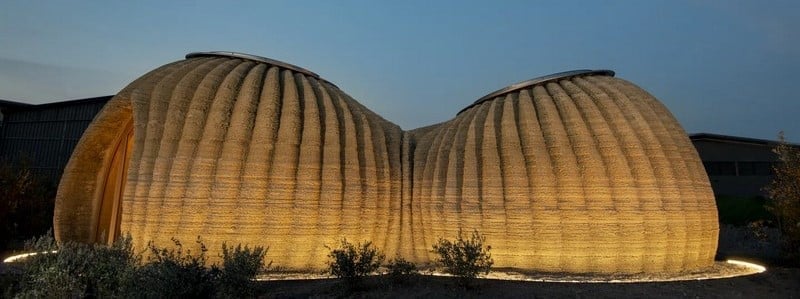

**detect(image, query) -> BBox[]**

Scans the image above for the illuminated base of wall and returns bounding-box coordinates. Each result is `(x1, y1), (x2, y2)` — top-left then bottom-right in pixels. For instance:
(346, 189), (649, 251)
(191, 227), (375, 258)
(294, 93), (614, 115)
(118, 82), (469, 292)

(5, 252), (763, 283)
(255, 260), (765, 283)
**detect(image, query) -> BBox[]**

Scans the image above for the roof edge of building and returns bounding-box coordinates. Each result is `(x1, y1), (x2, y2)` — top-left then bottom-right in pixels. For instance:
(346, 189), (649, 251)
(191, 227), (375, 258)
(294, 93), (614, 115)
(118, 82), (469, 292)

(690, 132), (800, 147)
(0, 96), (113, 110)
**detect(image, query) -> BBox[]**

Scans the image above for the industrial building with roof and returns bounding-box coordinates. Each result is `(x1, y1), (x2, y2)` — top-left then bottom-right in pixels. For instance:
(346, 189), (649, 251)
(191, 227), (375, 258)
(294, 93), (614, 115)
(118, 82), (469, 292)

(690, 133), (791, 197)
(44, 51), (722, 274)
(0, 96), (111, 183)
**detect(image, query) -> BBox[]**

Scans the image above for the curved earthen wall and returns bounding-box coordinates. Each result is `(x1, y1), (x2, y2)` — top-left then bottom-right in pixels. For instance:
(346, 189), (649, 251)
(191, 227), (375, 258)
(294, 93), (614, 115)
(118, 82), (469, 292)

(409, 76), (718, 273)
(55, 52), (718, 273)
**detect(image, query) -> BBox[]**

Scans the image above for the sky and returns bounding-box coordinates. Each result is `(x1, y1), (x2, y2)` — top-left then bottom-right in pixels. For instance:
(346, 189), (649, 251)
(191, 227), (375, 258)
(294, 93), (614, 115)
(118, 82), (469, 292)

(1, 0), (798, 141)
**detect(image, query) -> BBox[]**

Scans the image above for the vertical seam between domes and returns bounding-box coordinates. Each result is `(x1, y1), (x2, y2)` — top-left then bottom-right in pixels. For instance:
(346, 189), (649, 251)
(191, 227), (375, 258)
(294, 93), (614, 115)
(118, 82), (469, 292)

(420, 117), (449, 258)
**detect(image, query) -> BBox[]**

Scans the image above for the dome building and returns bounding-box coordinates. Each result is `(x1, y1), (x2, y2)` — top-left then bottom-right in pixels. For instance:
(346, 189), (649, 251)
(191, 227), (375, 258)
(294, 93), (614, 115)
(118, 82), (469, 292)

(54, 52), (718, 274)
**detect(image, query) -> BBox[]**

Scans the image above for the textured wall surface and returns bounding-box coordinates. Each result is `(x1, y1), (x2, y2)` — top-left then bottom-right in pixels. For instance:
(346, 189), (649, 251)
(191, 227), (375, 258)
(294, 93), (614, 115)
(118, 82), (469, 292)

(55, 53), (718, 274)
(409, 77), (718, 273)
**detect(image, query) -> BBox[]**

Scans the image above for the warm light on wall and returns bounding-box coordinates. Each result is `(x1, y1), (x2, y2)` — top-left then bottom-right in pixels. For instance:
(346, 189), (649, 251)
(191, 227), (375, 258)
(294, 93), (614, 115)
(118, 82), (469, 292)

(55, 52), (721, 274)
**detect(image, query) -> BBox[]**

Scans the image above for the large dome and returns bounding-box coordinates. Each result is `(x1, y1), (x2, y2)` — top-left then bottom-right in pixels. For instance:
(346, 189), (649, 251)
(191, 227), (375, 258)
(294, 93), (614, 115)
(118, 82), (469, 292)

(54, 52), (718, 274)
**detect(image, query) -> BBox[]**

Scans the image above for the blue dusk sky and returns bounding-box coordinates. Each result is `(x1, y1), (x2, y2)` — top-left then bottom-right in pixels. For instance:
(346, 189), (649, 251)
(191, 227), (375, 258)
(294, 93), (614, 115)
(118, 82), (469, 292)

(1, 1), (798, 141)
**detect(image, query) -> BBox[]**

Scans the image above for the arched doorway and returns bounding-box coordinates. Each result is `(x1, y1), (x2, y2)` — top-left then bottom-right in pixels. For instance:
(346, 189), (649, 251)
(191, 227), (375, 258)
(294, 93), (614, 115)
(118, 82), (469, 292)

(95, 120), (133, 244)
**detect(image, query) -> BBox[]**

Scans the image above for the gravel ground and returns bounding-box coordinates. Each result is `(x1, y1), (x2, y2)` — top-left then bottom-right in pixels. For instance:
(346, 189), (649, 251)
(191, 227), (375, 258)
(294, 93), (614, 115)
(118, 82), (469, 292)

(257, 268), (800, 298)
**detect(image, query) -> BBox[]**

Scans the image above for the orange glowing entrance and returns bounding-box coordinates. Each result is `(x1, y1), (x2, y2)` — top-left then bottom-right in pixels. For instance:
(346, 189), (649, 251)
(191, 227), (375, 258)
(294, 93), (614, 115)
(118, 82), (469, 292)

(95, 120), (133, 244)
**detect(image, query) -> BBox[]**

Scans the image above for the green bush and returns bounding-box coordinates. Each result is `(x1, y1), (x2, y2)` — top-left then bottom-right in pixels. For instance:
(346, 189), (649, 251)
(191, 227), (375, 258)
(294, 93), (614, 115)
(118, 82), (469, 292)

(386, 256), (418, 284)
(216, 243), (269, 298)
(431, 229), (493, 287)
(7, 233), (272, 298)
(12, 232), (137, 298)
(132, 237), (217, 298)
(326, 239), (384, 284)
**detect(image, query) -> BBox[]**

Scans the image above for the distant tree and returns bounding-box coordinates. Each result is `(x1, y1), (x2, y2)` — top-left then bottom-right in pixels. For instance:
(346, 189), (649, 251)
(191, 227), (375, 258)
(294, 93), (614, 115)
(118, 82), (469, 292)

(0, 158), (55, 253)
(764, 132), (800, 264)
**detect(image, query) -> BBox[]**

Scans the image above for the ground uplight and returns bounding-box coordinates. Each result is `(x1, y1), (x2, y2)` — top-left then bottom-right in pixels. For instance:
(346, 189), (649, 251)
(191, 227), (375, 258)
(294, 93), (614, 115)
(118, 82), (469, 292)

(254, 260), (766, 283)
(2, 251), (58, 263)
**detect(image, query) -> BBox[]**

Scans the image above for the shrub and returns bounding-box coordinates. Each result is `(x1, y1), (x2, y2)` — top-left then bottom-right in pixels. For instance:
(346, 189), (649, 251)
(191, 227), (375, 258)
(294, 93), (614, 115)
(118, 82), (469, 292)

(327, 239), (384, 284)
(216, 243), (269, 298)
(764, 132), (800, 264)
(13, 232), (137, 298)
(386, 256), (418, 284)
(8, 233), (271, 298)
(431, 229), (493, 287)
(131, 237), (217, 298)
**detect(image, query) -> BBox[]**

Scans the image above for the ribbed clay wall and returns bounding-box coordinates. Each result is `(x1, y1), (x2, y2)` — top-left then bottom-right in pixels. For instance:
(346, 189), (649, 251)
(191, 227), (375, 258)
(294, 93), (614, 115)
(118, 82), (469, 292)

(56, 56), (405, 269)
(408, 76), (718, 273)
(54, 53), (718, 273)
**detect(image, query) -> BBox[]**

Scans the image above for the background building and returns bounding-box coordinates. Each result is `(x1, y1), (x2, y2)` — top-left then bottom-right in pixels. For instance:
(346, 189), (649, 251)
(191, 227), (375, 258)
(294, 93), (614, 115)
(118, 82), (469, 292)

(0, 96), (111, 184)
(690, 133), (790, 197)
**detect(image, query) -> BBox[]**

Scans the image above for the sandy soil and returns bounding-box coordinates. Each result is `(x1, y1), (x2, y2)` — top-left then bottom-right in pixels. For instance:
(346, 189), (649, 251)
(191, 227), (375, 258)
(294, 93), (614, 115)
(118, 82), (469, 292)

(257, 268), (800, 298)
